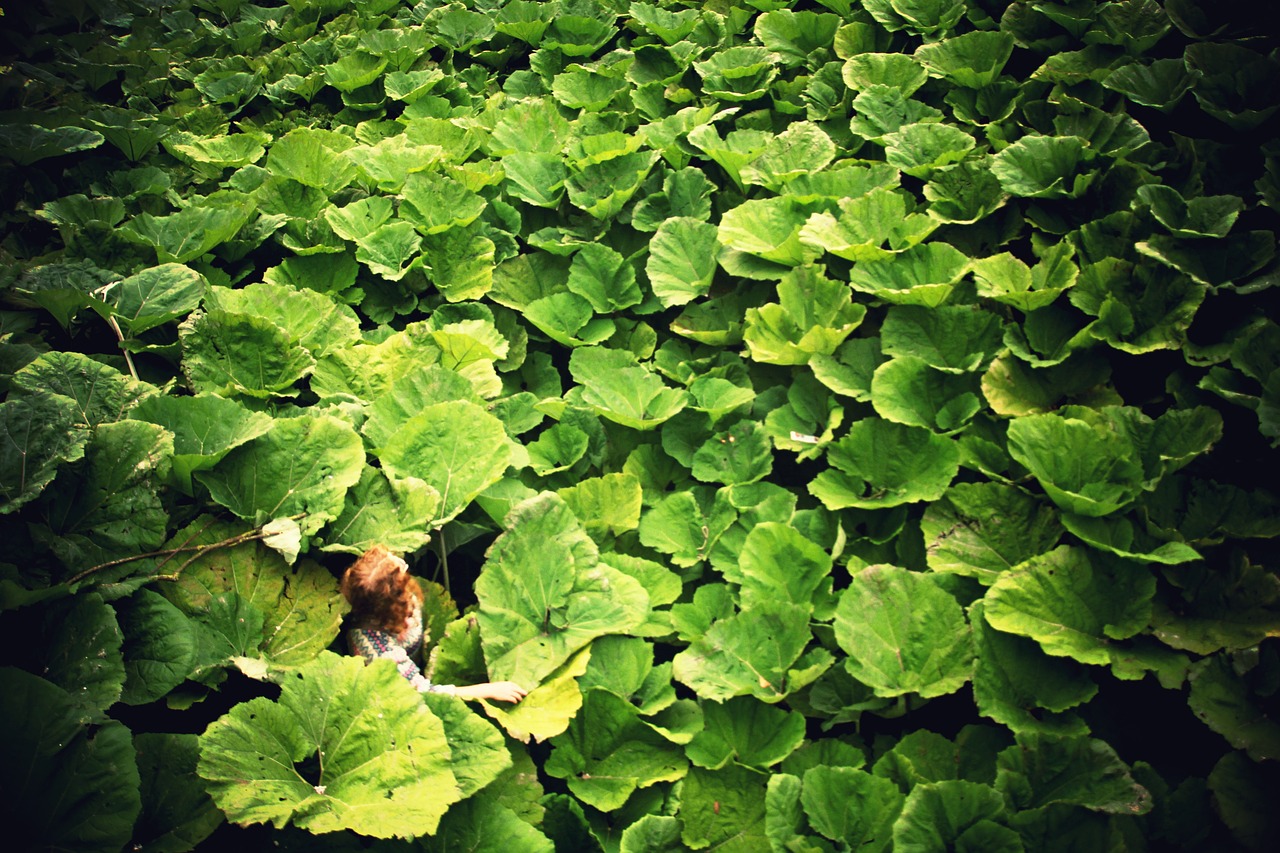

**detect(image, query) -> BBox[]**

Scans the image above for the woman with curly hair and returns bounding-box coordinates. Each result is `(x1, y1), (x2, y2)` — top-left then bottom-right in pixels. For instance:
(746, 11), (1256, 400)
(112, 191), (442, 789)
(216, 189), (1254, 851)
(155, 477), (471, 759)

(340, 544), (527, 703)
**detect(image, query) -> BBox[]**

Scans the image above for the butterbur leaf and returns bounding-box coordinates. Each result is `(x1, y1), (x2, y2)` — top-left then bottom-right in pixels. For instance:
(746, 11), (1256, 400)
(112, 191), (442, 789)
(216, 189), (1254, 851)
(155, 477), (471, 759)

(638, 489), (737, 568)
(569, 347), (688, 430)
(1135, 184), (1243, 238)
(208, 282), (359, 359)
(129, 394), (273, 495)
(120, 203), (254, 265)
(1102, 57), (1195, 111)
(115, 589), (197, 707)
(0, 123), (104, 165)
(34, 420), (172, 571)
(685, 696), (805, 770)
(1005, 411), (1146, 516)
(1060, 513), (1200, 564)
(109, 263), (206, 336)
(842, 53), (928, 94)
(0, 668), (140, 853)
(731, 521), (833, 611)
(680, 764), (770, 850)
(743, 264), (867, 364)
(13, 351), (155, 427)
(163, 516), (347, 667)
(179, 309), (315, 399)
(801, 186), (937, 262)
(741, 122), (837, 191)
(545, 689), (687, 811)
(871, 356), (982, 433)
(197, 652), (462, 837)
(377, 400), (512, 525)
(646, 217), (719, 307)
(982, 546), (1156, 666)
(914, 31), (1015, 88)
(567, 243), (642, 312)
(891, 780), (1008, 852)
(798, 765), (902, 849)
(476, 493), (648, 687)
(132, 733), (223, 852)
(322, 467), (440, 556)
(834, 565), (975, 699)
(995, 732), (1152, 814)
(267, 127), (358, 194)
(1187, 655), (1280, 761)
(924, 159), (1008, 224)
(0, 592), (125, 722)
(921, 483), (1063, 584)
(969, 601), (1095, 736)
(990, 134), (1096, 198)
(672, 601), (821, 702)
(694, 46), (780, 101)
(480, 646), (592, 744)
(558, 472), (643, 538)
(196, 414), (363, 536)
(845, 242), (971, 307)
(883, 122), (975, 178)
(810, 418), (960, 510)
(881, 304), (1004, 373)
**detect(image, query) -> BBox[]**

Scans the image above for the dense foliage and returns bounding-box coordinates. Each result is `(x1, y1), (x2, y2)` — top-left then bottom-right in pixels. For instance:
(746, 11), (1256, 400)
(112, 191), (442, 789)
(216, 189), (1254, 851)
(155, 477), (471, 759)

(2, 0), (1278, 850)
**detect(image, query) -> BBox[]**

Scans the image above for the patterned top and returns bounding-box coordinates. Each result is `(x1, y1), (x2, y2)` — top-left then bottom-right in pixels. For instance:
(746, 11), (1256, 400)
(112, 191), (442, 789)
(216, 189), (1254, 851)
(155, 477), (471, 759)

(346, 602), (456, 695)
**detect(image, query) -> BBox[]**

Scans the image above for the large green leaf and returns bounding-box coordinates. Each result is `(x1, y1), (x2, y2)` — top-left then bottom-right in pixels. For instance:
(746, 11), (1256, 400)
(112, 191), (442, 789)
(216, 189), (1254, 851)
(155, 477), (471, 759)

(132, 732), (223, 853)
(743, 264), (867, 365)
(0, 668), (140, 853)
(322, 467), (440, 556)
(969, 600), (1095, 736)
(921, 483), (1063, 584)
(162, 516), (348, 667)
(179, 309), (316, 399)
(990, 135), (1097, 198)
(569, 347), (688, 430)
(377, 400), (512, 524)
(730, 521), (833, 612)
(1005, 411), (1146, 516)
(834, 565), (975, 699)
(796, 766), (903, 850)
(129, 393), (274, 495)
(672, 601), (826, 703)
(545, 688), (687, 811)
(1187, 655), (1280, 762)
(12, 350), (154, 427)
(891, 780), (1010, 852)
(810, 418), (960, 509)
(196, 413), (363, 535)
(32, 420), (172, 571)
(0, 392), (90, 515)
(207, 282), (360, 359)
(0, 592), (124, 722)
(475, 493), (649, 687)
(266, 127), (358, 194)
(982, 546), (1156, 666)
(120, 203), (255, 264)
(115, 588), (198, 706)
(995, 732), (1152, 814)
(845, 242), (971, 307)
(108, 263), (206, 336)
(0, 123), (104, 165)
(685, 696), (806, 770)
(197, 652), (463, 837)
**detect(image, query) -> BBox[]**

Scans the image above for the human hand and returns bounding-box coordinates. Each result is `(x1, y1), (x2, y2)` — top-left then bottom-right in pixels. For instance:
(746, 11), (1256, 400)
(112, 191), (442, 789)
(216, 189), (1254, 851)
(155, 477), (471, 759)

(454, 681), (528, 703)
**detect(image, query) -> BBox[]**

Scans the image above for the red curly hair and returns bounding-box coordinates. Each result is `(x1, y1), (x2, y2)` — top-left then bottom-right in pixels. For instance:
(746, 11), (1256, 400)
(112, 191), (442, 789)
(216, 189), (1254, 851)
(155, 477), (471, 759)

(340, 545), (423, 634)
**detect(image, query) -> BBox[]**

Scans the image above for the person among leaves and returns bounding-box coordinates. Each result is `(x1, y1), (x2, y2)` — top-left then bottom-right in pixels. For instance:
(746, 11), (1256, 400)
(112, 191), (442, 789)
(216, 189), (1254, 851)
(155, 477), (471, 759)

(340, 544), (527, 703)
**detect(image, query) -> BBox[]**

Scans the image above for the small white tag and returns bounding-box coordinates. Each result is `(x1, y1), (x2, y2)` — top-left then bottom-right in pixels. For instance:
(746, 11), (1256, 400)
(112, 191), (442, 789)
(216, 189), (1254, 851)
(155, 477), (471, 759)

(789, 431), (820, 444)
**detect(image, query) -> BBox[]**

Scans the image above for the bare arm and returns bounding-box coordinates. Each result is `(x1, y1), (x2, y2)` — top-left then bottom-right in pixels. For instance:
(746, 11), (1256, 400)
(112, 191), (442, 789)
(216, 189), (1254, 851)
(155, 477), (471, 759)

(451, 681), (529, 703)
